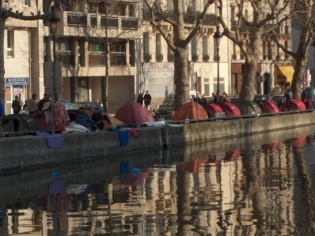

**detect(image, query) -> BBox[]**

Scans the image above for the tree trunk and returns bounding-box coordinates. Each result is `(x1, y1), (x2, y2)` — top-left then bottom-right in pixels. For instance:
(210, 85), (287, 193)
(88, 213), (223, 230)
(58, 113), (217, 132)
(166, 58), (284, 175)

(174, 47), (189, 110)
(239, 58), (258, 100)
(0, 18), (5, 109)
(292, 57), (307, 99)
(239, 30), (261, 101)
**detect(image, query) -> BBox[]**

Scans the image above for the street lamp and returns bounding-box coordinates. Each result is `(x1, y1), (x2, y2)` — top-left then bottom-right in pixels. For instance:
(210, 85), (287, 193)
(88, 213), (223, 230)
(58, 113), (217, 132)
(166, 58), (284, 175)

(213, 25), (222, 98)
(311, 36), (315, 88)
(49, 6), (60, 133)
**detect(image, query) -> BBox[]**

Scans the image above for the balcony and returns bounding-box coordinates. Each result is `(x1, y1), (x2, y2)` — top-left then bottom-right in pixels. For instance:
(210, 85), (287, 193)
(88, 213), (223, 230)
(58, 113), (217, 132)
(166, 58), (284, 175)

(142, 11), (216, 27)
(56, 53), (75, 66)
(67, 13), (87, 26)
(57, 11), (139, 37)
(231, 20), (249, 32)
(121, 17), (138, 29)
(110, 53), (127, 65)
(89, 53), (106, 67)
(202, 14), (217, 26)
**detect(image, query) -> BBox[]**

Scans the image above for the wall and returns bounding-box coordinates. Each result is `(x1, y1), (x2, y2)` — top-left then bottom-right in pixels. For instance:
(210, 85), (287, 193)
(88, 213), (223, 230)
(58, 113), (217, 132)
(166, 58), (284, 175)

(0, 112), (314, 173)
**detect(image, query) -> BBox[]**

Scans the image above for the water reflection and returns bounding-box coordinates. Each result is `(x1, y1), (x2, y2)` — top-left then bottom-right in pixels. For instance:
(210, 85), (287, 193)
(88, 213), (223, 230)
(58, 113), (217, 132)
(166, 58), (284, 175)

(1, 128), (315, 235)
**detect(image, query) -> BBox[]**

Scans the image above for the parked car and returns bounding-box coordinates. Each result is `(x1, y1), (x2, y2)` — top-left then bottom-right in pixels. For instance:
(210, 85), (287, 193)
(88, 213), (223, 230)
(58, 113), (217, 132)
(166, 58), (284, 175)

(270, 95), (285, 107)
(74, 101), (104, 113)
(58, 100), (77, 110)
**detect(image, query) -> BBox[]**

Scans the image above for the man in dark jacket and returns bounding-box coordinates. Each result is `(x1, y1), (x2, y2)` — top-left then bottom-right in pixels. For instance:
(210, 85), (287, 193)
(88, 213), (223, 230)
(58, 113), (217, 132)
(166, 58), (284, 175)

(143, 90), (152, 110)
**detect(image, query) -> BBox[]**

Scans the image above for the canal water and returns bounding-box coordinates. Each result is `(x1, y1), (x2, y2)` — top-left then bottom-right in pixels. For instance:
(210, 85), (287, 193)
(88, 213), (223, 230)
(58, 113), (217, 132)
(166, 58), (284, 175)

(1, 126), (315, 235)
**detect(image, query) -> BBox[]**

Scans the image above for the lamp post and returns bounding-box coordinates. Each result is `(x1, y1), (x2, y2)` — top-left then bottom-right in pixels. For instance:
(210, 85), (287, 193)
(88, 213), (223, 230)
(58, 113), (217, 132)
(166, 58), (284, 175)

(213, 25), (222, 96)
(311, 36), (315, 88)
(49, 6), (60, 134)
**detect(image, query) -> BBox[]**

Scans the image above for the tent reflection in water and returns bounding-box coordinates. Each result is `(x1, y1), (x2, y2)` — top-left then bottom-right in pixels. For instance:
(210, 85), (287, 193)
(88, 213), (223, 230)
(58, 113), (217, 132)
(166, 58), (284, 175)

(171, 101), (208, 120)
(115, 101), (154, 124)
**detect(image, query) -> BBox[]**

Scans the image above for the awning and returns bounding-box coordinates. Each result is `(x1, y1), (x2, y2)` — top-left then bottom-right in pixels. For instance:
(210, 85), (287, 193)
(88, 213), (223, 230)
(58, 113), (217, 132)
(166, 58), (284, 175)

(276, 65), (295, 84)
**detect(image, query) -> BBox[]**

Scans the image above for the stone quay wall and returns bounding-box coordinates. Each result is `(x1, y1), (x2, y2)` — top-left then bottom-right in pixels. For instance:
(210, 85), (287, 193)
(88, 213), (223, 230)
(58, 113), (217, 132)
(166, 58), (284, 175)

(0, 112), (314, 173)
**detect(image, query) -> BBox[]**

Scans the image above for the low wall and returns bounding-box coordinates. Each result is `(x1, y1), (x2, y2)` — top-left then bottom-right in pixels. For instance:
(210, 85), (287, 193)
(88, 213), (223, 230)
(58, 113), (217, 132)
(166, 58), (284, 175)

(0, 112), (314, 172)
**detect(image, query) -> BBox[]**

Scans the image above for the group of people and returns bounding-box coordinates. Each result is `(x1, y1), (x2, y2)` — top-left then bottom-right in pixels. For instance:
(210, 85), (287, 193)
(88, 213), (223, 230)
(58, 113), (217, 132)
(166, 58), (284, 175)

(194, 91), (231, 105)
(136, 90), (152, 109)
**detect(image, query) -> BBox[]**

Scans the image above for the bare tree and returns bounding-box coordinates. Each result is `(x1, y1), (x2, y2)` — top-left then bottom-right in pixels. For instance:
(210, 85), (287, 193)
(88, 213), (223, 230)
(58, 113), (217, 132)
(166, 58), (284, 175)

(143, 0), (215, 110)
(272, 0), (314, 98)
(0, 0), (53, 108)
(217, 0), (293, 100)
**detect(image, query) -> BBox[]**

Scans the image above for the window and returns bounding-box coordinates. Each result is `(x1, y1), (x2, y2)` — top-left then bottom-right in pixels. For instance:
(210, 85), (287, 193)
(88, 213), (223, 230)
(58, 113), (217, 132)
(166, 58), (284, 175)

(7, 30), (14, 57)
(56, 38), (73, 51)
(245, 9), (248, 20)
(89, 41), (102, 52)
(23, 0), (30, 7)
(3, 0), (8, 10)
(203, 78), (210, 96)
(191, 36), (197, 61)
(143, 32), (150, 61)
(213, 77), (225, 94)
(129, 4), (135, 17)
(88, 1), (98, 13)
(231, 7), (235, 21)
(167, 0), (173, 12)
(202, 36), (208, 61)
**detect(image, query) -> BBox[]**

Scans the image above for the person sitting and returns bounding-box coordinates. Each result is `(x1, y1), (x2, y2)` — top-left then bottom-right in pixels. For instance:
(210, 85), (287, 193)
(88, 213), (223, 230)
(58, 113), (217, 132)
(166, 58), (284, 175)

(75, 107), (97, 131)
(285, 88), (293, 107)
(222, 92), (231, 102)
(91, 107), (104, 130)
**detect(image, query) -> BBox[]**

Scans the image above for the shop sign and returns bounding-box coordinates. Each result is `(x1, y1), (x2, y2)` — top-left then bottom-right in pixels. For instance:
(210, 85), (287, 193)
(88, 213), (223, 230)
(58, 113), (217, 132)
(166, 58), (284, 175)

(6, 77), (28, 85)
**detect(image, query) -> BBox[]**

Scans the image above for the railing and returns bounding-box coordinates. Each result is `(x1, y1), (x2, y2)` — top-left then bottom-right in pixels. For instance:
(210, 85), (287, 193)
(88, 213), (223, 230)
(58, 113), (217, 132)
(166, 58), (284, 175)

(101, 16), (118, 28)
(65, 12), (139, 30)
(110, 53), (126, 65)
(89, 53), (106, 66)
(56, 53), (75, 66)
(121, 17), (138, 29)
(67, 12), (87, 26)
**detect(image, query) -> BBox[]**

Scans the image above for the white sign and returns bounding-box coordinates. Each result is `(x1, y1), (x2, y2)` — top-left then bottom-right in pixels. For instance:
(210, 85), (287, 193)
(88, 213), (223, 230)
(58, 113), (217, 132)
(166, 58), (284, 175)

(143, 62), (174, 98)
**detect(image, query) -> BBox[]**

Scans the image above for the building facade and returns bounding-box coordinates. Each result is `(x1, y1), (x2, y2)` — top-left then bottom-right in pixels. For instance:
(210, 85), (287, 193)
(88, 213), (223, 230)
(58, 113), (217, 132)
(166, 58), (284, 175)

(3, 0), (44, 115)
(1, 0), (294, 114)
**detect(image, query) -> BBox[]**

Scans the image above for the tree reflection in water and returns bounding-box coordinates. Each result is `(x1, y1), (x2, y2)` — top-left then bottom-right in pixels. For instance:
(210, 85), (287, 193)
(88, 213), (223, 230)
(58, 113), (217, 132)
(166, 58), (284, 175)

(0, 132), (315, 235)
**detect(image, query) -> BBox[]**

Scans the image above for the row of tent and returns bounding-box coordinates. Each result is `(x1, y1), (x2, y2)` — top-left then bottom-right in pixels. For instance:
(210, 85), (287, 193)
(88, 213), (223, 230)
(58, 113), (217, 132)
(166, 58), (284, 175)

(114, 98), (308, 124)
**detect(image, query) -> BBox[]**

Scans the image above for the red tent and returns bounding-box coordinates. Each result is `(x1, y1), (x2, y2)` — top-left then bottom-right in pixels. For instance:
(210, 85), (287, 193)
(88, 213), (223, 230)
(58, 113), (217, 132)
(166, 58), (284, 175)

(115, 101), (154, 124)
(221, 102), (241, 117)
(171, 101), (208, 120)
(260, 100), (279, 114)
(205, 103), (224, 118)
(279, 99), (306, 112)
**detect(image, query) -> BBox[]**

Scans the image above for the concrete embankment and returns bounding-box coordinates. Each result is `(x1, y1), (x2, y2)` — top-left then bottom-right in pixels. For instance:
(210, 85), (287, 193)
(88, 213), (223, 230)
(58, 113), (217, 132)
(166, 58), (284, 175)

(1, 112), (315, 172)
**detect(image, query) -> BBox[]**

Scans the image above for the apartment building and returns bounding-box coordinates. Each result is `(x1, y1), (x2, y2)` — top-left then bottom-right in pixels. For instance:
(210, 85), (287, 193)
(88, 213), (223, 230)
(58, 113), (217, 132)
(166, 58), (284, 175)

(141, 0), (230, 106)
(44, 0), (141, 111)
(2, 0), (44, 115)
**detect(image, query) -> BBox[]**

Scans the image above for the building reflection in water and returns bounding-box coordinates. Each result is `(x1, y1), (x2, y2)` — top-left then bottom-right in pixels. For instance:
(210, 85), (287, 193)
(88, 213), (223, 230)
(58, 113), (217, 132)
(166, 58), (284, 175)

(1, 135), (315, 235)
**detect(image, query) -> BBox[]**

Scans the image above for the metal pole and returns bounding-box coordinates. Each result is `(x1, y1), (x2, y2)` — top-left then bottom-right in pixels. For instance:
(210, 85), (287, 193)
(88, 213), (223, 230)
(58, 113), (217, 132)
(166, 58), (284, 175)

(51, 32), (56, 134)
(217, 45), (220, 95)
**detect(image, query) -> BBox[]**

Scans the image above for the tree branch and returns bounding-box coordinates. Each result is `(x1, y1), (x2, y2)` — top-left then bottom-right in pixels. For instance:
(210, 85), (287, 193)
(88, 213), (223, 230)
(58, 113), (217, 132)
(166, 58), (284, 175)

(183, 0), (215, 46)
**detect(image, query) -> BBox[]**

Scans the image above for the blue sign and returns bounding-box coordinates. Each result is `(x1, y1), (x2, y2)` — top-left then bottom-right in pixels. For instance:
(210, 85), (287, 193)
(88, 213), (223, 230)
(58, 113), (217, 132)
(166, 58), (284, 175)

(6, 77), (28, 85)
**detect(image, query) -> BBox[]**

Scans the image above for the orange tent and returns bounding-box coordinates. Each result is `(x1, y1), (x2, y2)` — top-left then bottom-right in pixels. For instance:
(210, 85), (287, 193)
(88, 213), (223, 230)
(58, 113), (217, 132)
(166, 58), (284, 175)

(115, 101), (154, 124)
(171, 101), (208, 120)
